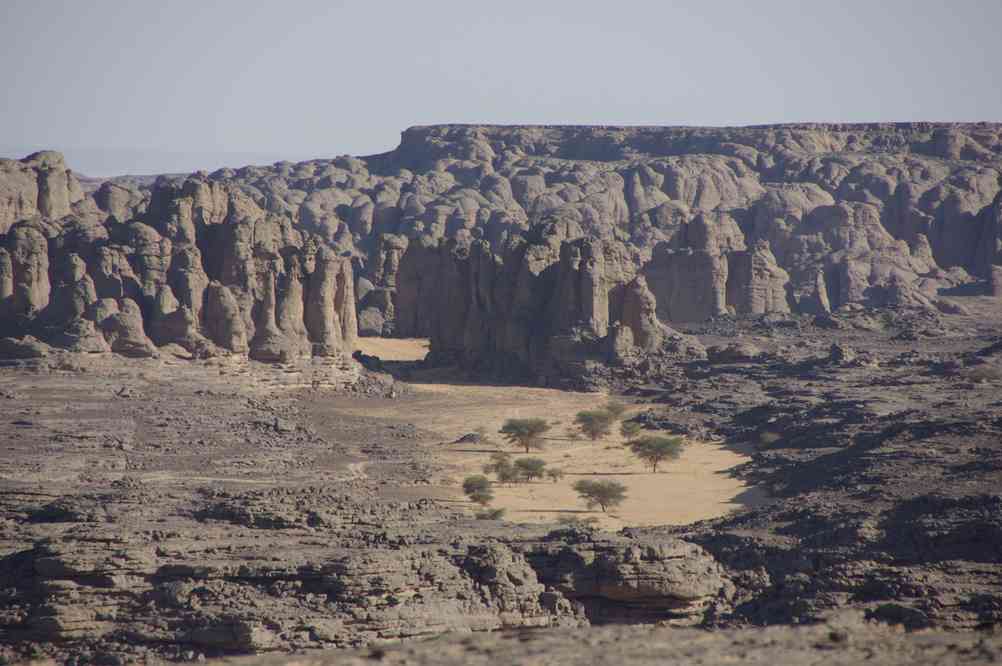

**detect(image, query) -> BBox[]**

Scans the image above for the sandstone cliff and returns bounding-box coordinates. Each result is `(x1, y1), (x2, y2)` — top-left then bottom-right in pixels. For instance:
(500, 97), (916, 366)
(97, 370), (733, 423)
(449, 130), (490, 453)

(2, 123), (1000, 363)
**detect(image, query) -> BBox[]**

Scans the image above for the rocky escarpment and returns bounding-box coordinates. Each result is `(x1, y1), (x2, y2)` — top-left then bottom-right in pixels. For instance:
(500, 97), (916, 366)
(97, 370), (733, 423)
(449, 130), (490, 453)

(3, 123), (1001, 367)
(392, 224), (705, 386)
(0, 154), (356, 361)
(383, 123), (1000, 336)
(0, 491), (730, 660)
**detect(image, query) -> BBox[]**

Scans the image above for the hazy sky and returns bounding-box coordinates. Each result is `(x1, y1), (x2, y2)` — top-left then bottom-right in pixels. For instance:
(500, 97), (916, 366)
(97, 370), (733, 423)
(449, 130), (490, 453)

(2, 0), (1000, 175)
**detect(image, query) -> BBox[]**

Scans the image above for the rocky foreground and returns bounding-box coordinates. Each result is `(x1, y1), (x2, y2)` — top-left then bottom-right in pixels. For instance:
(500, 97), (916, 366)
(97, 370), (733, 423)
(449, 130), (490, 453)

(1, 294), (1000, 663)
(221, 623), (1002, 666)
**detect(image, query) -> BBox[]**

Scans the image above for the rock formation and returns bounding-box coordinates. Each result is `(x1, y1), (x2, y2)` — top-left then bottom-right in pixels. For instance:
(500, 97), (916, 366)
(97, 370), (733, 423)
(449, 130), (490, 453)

(0, 160), (357, 361)
(2, 123), (1001, 367)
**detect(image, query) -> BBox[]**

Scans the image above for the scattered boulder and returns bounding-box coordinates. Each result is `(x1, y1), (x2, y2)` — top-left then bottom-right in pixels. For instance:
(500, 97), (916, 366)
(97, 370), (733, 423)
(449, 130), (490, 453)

(707, 342), (763, 364)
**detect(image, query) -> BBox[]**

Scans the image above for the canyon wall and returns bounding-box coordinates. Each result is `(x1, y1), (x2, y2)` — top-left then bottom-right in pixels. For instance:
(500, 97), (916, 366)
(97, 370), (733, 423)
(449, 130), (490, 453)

(0, 154), (356, 360)
(2, 123), (1001, 363)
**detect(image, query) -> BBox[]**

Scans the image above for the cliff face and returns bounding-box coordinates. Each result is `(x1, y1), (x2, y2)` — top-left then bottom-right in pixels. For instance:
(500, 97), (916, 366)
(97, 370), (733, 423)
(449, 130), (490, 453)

(0, 159), (356, 360)
(391, 224), (703, 386)
(1, 122), (1000, 363)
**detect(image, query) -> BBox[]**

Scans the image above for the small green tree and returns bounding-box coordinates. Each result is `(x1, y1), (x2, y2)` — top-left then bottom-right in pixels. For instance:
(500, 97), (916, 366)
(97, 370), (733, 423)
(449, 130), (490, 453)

(572, 479), (627, 513)
(628, 435), (685, 473)
(500, 418), (550, 454)
(462, 475), (494, 506)
(546, 468), (565, 483)
(620, 421), (643, 440)
(482, 452), (512, 475)
(574, 410), (615, 441)
(483, 452), (521, 485)
(604, 400), (628, 419)
(497, 463), (521, 485)
(514, 457), (547, 482)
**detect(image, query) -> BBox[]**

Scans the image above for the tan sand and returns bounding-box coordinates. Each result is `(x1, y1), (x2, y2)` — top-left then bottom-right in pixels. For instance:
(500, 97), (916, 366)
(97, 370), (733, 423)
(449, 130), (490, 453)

(356, 337), (430, 361)
(352, 338), (767, 529)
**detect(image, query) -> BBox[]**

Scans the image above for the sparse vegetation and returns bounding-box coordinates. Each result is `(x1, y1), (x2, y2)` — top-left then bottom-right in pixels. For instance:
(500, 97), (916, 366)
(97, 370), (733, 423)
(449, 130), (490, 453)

(545, 468), (565, 483)
(462, 475), (494, 505)
(482, 451), (512, 475)
(514, 457), (547, 482)
(603, 400), (628, 419)
(574, 409), (616, 441)
(572, 479), (627, 512)
(620, 420), (642, 439)
(500, 418), (550, 453)
(483, 452), (522, 484)
(628, 435), (685, 472)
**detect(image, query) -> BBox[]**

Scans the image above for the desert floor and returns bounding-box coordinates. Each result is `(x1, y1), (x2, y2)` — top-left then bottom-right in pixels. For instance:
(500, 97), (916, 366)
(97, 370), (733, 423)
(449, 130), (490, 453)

(349, 338), (767, 529)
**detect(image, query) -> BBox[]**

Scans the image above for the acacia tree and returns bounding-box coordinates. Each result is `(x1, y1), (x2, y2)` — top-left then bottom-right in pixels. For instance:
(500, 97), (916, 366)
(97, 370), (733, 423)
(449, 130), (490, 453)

(546, 468), (565, 483)
(574, 410), (615, 441)
(604, 400), (628, 419)
(572, 479), (627, 513)
(628, 435), (685, 473)
(462, 475), (494, 506)
(514, 457), (547, 482)
(482, 452), (512, 475)
(483, 452), (521, 485)
(620, 421), (643, 440)
(499, 418), (550, 454)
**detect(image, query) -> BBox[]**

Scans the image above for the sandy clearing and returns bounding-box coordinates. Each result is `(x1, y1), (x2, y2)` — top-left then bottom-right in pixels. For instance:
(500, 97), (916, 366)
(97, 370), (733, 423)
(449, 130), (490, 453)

(356, 337), (430, 361)
(352, 338), (767, 529)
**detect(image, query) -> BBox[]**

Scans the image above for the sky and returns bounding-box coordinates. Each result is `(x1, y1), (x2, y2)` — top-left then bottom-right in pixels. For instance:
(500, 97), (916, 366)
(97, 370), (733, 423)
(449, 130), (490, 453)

(1, 0), (1000, 176)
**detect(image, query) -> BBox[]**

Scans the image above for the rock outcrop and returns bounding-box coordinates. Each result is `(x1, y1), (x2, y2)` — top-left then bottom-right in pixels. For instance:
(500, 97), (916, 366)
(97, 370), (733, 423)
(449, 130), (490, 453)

(0, 161), (357, 361)
(3, 123), (1002, 367)
(0, 494), (729, 657)
(393, 229), (703, 386)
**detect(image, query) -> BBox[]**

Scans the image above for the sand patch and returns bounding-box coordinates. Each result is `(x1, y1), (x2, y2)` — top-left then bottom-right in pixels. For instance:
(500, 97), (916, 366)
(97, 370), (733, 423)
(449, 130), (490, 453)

(349, 338), (766, 529)
(356, 337), (430, 361)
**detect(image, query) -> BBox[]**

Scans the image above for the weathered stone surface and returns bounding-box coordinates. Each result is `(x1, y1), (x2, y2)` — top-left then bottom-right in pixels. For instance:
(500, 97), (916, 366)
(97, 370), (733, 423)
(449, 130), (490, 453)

(6, 222), (51, 318)
(203, 281), (249, 352)
(2, 122), (1002, 369)
(95, 298), (158, 357)
(0, 159), (359, 361)
(990, 264), (1002, 297)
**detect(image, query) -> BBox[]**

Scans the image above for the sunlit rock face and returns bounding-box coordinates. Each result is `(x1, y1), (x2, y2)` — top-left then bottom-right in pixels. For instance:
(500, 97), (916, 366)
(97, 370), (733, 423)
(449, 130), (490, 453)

(2, 122), (1001, 359)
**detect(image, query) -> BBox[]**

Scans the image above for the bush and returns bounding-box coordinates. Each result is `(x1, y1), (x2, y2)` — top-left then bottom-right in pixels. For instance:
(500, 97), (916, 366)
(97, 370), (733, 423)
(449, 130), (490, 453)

(572, 479), (627, 512)
(462, 475), (493, 506)
(574, 410), (615, 441)
(545, 468), (565, 483)
(604, 400), (628, 419)
(500, 418), (551, 453)
(628, 435), (684, 472)
(482, 451), (512, 475)
(514, 457), (547, 482)
(620, 421), (642, 440)
(497, 464), (521, 485)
